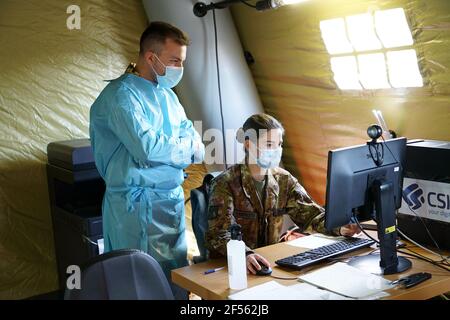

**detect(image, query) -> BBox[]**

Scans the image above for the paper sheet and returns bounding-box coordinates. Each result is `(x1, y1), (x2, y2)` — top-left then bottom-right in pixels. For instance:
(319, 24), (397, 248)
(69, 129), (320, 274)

(286, 234), (342, 249)
(298, 262), (393, 299)
(229, 281), (289, 300)
(288, 283), (352, 300)
(228, 280), (351, 300)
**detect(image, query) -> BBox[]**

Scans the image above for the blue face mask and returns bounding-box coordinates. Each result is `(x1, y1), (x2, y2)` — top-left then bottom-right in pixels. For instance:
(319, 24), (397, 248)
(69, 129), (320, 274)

(152, 54), (184, 88)
(250, 146), (283, 169)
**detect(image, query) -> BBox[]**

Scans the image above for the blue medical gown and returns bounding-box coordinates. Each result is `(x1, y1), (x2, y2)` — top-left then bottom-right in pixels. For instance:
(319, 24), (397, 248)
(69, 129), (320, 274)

(89, 73), (205, 278)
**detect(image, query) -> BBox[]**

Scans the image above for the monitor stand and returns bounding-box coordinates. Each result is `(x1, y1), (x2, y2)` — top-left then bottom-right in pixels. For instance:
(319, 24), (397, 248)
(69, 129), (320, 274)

(348, 179), (412, 275)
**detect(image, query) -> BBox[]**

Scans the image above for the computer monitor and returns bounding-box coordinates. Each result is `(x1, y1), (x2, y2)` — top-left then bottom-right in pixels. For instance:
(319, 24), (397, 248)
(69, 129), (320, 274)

(325, 135), (412, 275)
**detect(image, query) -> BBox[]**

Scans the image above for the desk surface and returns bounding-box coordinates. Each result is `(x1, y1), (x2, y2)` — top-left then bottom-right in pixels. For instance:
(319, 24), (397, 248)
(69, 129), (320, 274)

(172, 236), (450, 300)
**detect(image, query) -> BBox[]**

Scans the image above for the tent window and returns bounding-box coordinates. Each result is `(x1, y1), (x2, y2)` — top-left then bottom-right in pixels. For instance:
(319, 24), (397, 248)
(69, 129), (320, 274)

(320, 8), (423, 90)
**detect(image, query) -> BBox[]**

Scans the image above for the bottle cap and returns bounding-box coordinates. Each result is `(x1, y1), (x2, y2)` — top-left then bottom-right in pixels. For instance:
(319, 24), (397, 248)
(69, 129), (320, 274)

(229, 224), (242, 241)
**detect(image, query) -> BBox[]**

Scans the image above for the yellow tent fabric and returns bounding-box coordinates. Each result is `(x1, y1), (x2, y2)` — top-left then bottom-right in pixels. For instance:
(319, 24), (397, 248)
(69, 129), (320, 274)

(231, 0), (450, 204)
(0, 0), (150, 299)
(0, 0), (207, 299)
(0, 0), (206, 299)
(1, 0), (450, 299)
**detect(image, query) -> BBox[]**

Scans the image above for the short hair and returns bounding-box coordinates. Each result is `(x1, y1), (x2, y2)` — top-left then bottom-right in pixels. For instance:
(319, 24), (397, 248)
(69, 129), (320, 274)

(139, 21), (190, 55)
(236, 113), (285, 143)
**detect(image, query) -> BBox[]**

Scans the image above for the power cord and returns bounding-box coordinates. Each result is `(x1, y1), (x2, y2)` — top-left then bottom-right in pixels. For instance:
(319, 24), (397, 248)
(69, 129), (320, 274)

(212, 6), (228, 169)
(368, 216), (448, 266)
(399, 246), (450, 270)
(353, 212), (380, 245)
(396, 248), (450, 273)
(397, 228), (449, 266)
(355, 213), (450, 273)
(397, 205), (447, 263)
(368, 141), (384, 166)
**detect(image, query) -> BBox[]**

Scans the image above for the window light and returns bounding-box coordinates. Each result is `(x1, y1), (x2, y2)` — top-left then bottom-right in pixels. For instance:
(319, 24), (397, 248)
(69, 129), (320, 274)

(330, 56), (362, 90)
(357, 53), (390, 89)
(345, 13), (382, 51)
(386, 50), (423, 88)
(320, 8), (422, 90)
(320, 18), (353, 54)
(375, 8), (413, 48)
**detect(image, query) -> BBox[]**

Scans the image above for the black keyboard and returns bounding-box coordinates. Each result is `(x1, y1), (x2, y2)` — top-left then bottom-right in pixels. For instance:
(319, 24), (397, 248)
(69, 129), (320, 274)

(275, 237), (375, 269)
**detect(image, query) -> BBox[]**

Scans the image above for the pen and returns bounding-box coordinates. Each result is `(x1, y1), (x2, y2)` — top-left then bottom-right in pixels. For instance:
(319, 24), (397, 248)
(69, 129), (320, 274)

(204, 267), (225, 275)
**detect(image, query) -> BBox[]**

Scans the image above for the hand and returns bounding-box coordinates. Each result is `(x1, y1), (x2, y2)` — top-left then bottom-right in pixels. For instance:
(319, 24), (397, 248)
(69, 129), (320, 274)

(339, 223), (361, 237)
(246, 253), (270, 275)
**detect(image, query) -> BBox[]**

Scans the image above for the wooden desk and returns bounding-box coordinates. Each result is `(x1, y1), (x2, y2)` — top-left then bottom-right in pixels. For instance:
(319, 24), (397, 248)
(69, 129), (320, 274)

(172, 238), (450, 300)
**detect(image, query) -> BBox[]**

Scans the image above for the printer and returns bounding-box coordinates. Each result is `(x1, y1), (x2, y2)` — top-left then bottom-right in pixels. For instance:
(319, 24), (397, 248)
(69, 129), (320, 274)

(46, 139), (104, 289)
(398, 139), (450, 251)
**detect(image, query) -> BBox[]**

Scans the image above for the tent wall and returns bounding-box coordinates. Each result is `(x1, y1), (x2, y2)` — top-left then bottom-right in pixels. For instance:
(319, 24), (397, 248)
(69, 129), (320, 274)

(0, 0), (210, 299)
(1, 0), (449, 299)
(230, 0), (450, 204)
(0, 0), (149, 299)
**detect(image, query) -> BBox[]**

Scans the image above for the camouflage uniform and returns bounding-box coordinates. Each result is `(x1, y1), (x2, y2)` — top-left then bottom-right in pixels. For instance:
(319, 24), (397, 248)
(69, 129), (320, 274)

(205, 164), (340, 257)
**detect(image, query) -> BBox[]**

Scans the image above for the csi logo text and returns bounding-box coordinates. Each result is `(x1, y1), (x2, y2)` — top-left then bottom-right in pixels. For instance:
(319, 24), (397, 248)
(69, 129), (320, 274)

(403, 183), (450, 210)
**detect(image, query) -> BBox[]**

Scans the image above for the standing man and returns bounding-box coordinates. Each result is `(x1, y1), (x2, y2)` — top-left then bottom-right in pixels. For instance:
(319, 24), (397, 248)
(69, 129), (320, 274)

(89, 22), (204, 299)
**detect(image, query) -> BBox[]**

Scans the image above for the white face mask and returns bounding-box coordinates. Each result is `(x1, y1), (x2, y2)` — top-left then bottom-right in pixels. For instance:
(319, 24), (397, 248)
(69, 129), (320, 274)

(151, 54), (184, 88)
(249, 146), (283, 169)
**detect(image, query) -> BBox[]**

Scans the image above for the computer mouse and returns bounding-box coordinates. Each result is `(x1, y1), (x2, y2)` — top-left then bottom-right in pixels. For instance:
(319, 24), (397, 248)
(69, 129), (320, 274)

(255, 261), (272, 276)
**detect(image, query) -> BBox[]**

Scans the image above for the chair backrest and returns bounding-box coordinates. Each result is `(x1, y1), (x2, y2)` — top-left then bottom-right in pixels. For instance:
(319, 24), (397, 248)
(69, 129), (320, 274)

(190, 172), (221, 263)
(64, 249), (174, 300)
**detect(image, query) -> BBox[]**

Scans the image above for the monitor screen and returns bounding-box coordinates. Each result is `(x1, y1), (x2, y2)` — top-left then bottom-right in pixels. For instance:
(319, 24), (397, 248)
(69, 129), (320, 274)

(325, 137), (407, 231)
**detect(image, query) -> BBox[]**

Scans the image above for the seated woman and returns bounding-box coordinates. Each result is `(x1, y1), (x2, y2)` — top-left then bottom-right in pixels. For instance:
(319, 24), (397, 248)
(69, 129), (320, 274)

(205, 114), (360, 274)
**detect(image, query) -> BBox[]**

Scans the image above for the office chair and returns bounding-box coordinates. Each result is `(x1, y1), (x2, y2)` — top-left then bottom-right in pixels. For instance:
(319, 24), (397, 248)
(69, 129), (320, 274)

(190, 172), (221, 263)
(64, 249), (174, 300)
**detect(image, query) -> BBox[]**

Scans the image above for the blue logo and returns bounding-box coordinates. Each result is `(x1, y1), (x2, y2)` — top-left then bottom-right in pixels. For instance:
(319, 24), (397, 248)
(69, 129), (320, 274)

(402, 183), (425, 210)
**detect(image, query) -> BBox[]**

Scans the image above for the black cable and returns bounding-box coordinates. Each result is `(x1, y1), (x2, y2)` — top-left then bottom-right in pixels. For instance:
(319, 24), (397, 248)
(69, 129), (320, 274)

(356, 213), (450, 273)
(353, 212), (380, 245)
(399, 203), (443, 255)
(239, 0), (257, 8)
(398, 226), (449, 266)
(396, 249), (450, 273)
(212, 6), (228, 169)
(381, 136), (443, 253)
(368, 141), (384, 166)
(401, 245), (449, 267)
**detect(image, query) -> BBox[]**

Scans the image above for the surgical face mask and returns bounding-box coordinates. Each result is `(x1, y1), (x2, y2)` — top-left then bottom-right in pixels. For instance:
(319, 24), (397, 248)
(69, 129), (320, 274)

(151, 54), (184, 88)
(250, 146), (283, 169)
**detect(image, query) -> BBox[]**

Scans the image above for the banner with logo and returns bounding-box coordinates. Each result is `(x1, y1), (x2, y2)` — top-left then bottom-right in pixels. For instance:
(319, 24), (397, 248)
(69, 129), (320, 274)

(400, 178), (450, 223)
